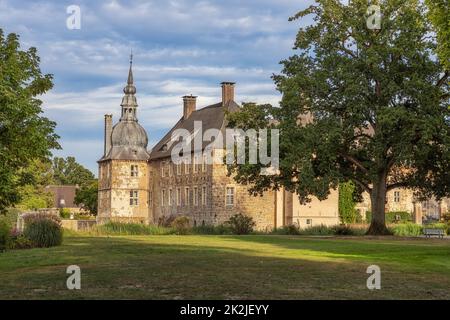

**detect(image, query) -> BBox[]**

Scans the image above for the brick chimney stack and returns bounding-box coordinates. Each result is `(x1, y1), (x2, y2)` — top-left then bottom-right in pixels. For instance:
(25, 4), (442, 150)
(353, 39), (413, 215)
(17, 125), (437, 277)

(183, 95), (197, 119)
(104, 114), (112, 156)
(221, 82), (235, 106)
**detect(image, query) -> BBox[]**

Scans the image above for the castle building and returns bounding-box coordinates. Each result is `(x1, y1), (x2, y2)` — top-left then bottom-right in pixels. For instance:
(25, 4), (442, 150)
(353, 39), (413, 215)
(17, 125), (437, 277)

(97, 61), (340, 229)
(97, 61), (448, 228)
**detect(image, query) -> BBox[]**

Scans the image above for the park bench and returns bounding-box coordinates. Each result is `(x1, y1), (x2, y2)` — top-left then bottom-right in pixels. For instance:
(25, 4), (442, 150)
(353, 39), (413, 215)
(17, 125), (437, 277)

(423, 228), (445, 239)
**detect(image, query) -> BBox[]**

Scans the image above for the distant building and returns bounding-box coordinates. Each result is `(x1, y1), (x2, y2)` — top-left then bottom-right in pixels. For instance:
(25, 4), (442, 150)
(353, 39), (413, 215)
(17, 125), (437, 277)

(44, 185), (80, 209)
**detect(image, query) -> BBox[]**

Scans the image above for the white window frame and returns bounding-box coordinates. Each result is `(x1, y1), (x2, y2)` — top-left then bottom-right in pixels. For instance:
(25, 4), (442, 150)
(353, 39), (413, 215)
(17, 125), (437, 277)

(176, 188), (181, 206)
(193, 186), (198, 206)
(193, 155), (198, 173)
(176, 163), (181, 175)
(161, 162), (165, 177)
(169, 189), (173, 206)
(131, 164), (139, 177)
(225, 186), (235, 207)
(185, 187), (190, 206)
(130, 190), (138, 206)
(202, 185), (207, 206)
(202, 154), (207, 172)
(394, 191), (400, 203)
(168, 163), (173, 177)
(184, 160), (190, 175)
(161, 189), (166, 207)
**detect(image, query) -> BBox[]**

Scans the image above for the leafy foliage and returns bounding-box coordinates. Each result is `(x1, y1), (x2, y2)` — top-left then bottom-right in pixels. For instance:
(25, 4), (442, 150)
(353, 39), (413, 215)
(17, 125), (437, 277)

(226, 213), (256, 235)
(0, 217), (12, 251)
(227, 0), (450, 235)
(365, 211), (412, 223)
(171, 216), (191, 235)
(0, 30), (60, 212)
(52, 157), (95, 187)
(74, 180), (98, 215)
(338, 181), (359, 223)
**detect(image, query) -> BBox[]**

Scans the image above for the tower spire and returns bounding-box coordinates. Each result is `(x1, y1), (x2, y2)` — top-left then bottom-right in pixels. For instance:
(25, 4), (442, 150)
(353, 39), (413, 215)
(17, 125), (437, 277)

(121, 54), (138, 121)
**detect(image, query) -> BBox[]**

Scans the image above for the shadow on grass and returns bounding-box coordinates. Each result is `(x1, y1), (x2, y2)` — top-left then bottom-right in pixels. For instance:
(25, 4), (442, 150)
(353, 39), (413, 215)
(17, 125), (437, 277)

(0, 235), (449, 300)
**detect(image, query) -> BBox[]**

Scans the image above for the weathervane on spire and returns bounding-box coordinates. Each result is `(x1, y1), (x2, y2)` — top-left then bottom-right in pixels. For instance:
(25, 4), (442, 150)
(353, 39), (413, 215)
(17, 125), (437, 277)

(130, 49), (133, 65)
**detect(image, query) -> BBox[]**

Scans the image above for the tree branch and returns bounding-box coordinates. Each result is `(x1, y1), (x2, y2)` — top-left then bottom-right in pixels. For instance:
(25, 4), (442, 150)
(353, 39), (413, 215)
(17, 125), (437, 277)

(339, 152), (369, 174)
(436, 71), (449, 87)
(353, 177), (372, 193)
(386, 182), (410, 191)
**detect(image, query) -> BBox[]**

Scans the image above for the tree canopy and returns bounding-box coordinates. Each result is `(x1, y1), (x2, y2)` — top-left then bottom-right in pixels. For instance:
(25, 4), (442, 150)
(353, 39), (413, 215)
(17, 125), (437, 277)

(51, 156), (95, 187)
(0, 30), (60, 212)
(227, 0), (450, 235)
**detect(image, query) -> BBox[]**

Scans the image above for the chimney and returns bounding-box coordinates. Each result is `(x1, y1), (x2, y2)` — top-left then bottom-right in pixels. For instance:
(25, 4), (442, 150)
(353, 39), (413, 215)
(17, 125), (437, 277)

(221, 82), (235, 106)
(183, 95), (197, 119)
(104, 114), (112, 156)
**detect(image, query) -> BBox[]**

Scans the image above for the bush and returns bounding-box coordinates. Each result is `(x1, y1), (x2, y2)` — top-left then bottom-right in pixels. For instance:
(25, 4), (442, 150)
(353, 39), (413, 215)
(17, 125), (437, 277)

(158, 215), (177, 227)
(271, 225), (300, 235)
(365, 211), (412, 224)
(333, 224), (367, 236)
(390, 223), (423, 236)
(11, 235), (34, 250)
(59, 208), (71, 219)
(0, 218), (12, 252)
(226, 213), (256, 235)
(192, 224), (233, 235)
(95, 222), (174, 235)
(24, 219), (63, 248)
(171, 216), (190, 235)
(298, 224), (335, 236)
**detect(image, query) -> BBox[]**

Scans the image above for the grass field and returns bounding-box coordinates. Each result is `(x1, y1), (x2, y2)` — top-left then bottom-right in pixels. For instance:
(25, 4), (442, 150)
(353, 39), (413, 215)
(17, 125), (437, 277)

(0, 234), (449, 299)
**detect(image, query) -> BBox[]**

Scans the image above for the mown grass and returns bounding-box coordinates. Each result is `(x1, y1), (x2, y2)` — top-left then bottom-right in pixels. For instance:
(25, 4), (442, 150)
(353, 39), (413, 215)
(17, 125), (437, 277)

(0, 234), (449, 300)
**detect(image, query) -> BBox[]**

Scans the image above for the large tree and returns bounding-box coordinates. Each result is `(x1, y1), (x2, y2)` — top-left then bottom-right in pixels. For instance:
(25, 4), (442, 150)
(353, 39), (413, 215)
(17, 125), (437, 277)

(51, 156), (95, 186)
(0, 30), (59, 212)
(227, 0), (450, 234)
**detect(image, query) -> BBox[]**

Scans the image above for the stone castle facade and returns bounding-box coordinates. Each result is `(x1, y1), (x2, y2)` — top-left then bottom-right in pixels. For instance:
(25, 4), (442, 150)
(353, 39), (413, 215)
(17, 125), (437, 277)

(97, 61), (448, 229)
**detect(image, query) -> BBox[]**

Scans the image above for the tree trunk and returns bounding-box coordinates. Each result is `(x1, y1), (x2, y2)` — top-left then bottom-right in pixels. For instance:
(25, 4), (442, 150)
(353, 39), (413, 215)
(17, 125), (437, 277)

(367, 174), (392, 235)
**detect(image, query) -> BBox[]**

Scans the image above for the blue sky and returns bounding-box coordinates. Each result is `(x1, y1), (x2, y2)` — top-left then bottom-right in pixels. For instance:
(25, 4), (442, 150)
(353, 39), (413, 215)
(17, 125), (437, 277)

(1, 0), (314, 174)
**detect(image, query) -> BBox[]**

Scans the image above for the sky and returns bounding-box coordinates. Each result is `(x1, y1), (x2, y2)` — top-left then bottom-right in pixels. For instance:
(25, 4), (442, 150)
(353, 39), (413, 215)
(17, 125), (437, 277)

(0, 0), (314, 174)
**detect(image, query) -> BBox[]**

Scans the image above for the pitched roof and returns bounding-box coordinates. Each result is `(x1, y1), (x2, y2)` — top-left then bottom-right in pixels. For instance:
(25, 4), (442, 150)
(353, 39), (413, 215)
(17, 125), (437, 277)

(149, 100), (240, 160)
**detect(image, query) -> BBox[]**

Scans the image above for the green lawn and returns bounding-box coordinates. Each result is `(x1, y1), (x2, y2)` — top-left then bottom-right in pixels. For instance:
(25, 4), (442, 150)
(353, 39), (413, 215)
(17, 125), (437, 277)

(1, 234), (449, 299)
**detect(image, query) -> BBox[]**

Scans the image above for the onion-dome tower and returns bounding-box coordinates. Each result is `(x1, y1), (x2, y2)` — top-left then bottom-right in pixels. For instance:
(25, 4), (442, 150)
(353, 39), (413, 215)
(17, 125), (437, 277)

(97, 54), (151, 224)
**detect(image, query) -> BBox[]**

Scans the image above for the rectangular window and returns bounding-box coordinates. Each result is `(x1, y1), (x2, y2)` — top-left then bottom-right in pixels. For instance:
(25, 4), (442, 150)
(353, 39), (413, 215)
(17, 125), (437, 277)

(226, 187), (235, 207)
(161, 162), (165, 177)
(168, 163), (173, 177)
(176, 163), (181, 175)
(185, 187), (190, 206)
(184, 160), (190, 175)
(161, 189), (166, 207)
(130, 190), (138, 206)
(131, 165), (139, 177)
(202, 186), (207, 205)
(202, 154), (207, 172)
(176, 188), (181, 206)
(193, 187), (198, 206)
(169, 189), (173, 206)
(193, 155), (198, 173)
(149, 191), (153, 207)
(394, 191), (400, 203)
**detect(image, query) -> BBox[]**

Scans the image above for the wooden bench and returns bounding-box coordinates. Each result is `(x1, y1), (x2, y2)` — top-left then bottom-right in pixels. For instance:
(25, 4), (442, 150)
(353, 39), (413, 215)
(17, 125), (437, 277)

(423, 228), (445, 239)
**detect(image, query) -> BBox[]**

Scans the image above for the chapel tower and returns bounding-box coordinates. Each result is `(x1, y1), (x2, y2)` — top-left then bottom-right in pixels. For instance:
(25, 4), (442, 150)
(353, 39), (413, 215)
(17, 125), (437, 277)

(97, 56), (151, 223)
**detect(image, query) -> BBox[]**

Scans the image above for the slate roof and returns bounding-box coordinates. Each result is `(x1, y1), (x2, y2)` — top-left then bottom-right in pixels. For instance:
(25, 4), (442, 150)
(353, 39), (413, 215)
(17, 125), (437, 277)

(149, 100), (240, 160)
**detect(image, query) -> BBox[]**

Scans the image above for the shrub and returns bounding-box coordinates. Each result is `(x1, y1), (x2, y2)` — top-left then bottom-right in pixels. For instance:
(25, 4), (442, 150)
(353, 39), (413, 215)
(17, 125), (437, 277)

(272, 225), (300, 235)
(95, 222), (174, 235)
(0, 218), (12, 252)
(332, 224), (367, 236)
(192, 224), (233, 235)
(390, 223), (423, 236)
(11, 235), (34, 250)
(171, 216), (190, 235)
(24, 219), (63, 248)
(365, 211), (412, 224)
(299, 224), (335, 236)
(158, 215), (177, 227)
(22, 212), (61, 226)
(227, 213), (256, 235)
(59, 208), (71, 219)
